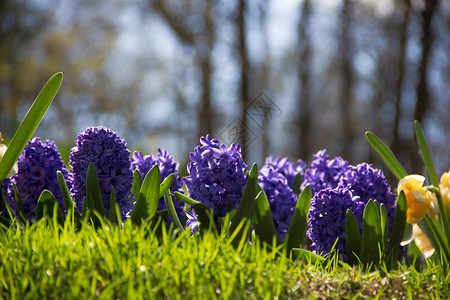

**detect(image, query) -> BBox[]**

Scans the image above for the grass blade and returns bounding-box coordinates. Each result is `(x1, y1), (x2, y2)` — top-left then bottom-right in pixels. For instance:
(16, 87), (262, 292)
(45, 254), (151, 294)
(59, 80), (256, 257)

(0, 73), (63, 184)
(365, 132), (408, 180)
(345, 209), (361, 265)
(253, 186), (277, 245)
(285, 185), (311, 251)
(229, 163), (258, 247)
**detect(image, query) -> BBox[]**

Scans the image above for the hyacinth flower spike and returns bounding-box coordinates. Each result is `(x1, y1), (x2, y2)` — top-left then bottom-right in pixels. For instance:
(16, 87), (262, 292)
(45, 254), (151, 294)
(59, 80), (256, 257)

(69, 126), (134, 220)
(131, 148), (185, 224)
(6, 137), (71, 221)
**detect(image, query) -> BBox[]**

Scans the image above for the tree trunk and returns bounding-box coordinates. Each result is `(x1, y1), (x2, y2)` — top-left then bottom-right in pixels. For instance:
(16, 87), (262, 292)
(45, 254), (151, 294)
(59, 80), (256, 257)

(296, 0), (312, 160)
(410, 0), (438, 173)
(238, 0), (250, 160)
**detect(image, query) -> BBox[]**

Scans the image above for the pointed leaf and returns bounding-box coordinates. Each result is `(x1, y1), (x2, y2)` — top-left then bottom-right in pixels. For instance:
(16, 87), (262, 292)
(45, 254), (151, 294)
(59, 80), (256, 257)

(86, 163), (106, 217)
(131, 165), (161, 226)
(285, 185), (311, 251)
(12, 183), (26, 222)
(253, 186), (277, 245)
(164, 193), (183, 231)
(159, 174), (175, 199)
(365, 132), (408, 180)
(131, 169), (143, 199)
(291, 173), (302, 195)
(57, 170), (81, 223)
(345, 209), (361, 265)
(0, 73), (63, 184)
(229, 163), (258, 246)
(35, 190), (64, 226)
(360, 200), (382, 266)
(109, 186), (117, 223)
(388, 191), (407, 254)
(414, 120), (438, 187)
(380, 203), (389, 252)
(291, 248), (326, 265)
(0, 188), (11, 226)
(173, 192), (211, 230)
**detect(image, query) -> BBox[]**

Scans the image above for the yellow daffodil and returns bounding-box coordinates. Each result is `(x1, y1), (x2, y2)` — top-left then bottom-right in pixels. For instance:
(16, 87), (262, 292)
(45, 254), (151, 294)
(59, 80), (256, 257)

(398, 175), (435, 224)
(0, 132), (18, 178)
(412, 224), (435, 258)
(439, 170), (450, 218)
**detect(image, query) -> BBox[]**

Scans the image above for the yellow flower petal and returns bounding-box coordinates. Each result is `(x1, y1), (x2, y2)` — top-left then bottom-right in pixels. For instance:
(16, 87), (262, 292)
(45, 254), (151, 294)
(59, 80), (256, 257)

(398, 175), (434, 224)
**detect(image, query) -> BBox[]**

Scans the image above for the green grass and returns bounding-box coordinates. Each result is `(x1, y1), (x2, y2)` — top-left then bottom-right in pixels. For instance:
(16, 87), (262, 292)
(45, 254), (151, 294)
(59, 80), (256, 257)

(0, 220), (448, 299)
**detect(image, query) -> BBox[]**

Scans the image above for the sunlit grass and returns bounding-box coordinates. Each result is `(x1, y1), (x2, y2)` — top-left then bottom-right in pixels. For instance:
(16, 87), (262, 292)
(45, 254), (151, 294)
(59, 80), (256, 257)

(0, 219), (448, 299)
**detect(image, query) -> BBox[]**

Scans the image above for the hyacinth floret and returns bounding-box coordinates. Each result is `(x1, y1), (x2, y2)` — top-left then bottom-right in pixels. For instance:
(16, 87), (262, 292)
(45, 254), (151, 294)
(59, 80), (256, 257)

(339, 163), (397, 228)
(301, 149), (349, 196)
(69, 126), (133, 218)
(184, 135), (247, 218)
(131, 148), (185, 221)
(7, 137), (71, 220)
(307, 187), (365, 256)
(259, 162), (297, 241)
(262, 155), (306, 190)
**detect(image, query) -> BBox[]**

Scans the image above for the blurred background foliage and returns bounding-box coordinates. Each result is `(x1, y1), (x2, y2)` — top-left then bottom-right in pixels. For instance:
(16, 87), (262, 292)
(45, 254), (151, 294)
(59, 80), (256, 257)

(1, 0), (449, 182)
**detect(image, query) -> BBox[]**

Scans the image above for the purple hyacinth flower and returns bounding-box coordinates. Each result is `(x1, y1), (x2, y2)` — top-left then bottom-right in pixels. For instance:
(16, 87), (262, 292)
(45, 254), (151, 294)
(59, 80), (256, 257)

(262, 155), (306, 191)
(259, 159), (298, 241)
(69, 126), (133, 218)
(185, 209), (198, 234)
(184, 135), (247, 218)
(338, 163), (397, 231)
(131, 148), (185, 222)
(7, 137), (71, 220)
(307, 187), (365, 256)
(301, 150), (349, 196)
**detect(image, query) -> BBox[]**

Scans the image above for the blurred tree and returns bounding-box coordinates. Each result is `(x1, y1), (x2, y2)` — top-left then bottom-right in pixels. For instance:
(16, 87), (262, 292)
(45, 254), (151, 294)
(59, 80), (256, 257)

(295, 0), (312, 160)
(148, 0), (215, 141)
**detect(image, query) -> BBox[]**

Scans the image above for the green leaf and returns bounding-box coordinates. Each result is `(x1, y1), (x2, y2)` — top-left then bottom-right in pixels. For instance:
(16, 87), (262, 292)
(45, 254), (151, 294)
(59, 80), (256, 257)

(229, 163), (258, 247)
(345, 209), (361, 265)
(164, 193), (184, 231)
(414, 120), (439, 188)
(0, 188), (11, 226)
(388, 191), (407, 254)
(56, 170), (81, 224)
(0, 73), (63, 185)
(35, 190), (64, 226)
(285, 185), (311, 251)
(365, 132), (408, 180)
(407, 240), (423, 272)
(109, 186), (117, 224)
(12, 183), (27, 222)
(360, 200), (382, 266)
(131, 169), (143, 199)
(173, 192), (211, 230)
(86, 163), (106, 217)
(253, 186), (277, 245)
(379, 204), (389, 253)
(159, 174), (175, 199)
(291, 173), (302, 195)
(291, 248), (326, 265)
(131, 165), (161, 226)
